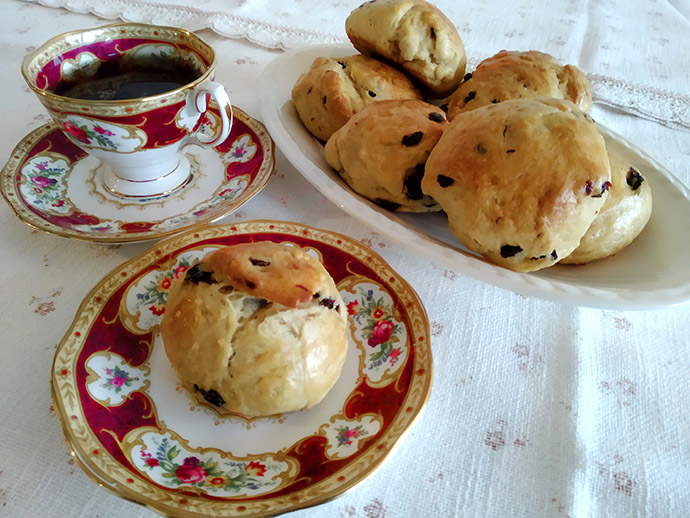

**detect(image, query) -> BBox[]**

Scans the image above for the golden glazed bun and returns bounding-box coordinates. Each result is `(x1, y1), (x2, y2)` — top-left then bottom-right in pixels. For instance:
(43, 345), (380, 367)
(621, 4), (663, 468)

(446, 50), (592, 120)
(291, 54), (422, 141)
(561, 147), (652, 264)
(346, 0), (466, 97)
(160, 242), (348, 418)
(421, 98), (611, 272)
(325, 99), (448, 212)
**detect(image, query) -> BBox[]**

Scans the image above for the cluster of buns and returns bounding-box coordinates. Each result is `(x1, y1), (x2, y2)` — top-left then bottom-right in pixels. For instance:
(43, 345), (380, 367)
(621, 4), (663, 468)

(292, 0), (652, 272)
(161, 242), (348, 418)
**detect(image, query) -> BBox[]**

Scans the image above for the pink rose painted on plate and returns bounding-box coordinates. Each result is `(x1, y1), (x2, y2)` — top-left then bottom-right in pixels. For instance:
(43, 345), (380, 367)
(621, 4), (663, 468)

(102, 366), (139, 394)
(388, 348), (401, 366)
(141, 451), (159, 468)
(173, 264), (190, 279)
(140, 438), (273, 493)
(335, 425), (368, 447)
(347, 287), (402, 370)
(368, 320), (394, 347)
(175, 457), (207, 483)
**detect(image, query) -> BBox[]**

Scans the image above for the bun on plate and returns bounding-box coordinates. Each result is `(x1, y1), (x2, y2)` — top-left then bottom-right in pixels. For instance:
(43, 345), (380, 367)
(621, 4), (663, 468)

(161, 242), (348, 418)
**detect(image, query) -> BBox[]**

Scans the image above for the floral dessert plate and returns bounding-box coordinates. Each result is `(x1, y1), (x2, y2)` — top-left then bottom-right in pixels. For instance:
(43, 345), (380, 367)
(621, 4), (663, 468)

(258, 44), (690, 310)
(52, 221), (432, 517)
(1, 107), (274, 243)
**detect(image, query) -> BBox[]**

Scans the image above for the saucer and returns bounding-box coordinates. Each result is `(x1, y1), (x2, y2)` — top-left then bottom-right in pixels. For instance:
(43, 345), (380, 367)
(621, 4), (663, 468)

(1, 107), (274, 243)
(51, 221), (432, 517)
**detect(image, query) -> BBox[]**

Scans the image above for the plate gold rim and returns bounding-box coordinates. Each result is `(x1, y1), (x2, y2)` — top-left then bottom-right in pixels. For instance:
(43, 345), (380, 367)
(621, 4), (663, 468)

(51, 220), (433, 517)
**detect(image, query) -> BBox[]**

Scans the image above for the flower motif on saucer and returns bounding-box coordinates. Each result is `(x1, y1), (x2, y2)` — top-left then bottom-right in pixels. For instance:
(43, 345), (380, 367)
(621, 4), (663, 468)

(157, 175), (249, 230)
(1, 106), (275, 242)
(224, 134), (257, 164)
(72, 221), (118, 233)
(19, 151), (74, 214)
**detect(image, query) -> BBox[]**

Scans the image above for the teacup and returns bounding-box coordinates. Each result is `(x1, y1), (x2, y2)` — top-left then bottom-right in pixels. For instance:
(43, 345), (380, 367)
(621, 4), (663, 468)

(22, 23), (233, 198)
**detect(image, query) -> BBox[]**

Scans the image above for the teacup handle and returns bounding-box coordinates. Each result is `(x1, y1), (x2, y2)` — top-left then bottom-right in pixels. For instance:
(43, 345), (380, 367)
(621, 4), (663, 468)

(186, 81), (233, 148)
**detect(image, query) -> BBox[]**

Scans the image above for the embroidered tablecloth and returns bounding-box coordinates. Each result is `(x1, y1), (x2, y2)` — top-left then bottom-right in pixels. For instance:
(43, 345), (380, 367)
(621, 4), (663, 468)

(1, 1), (689, 517)
(19, 0), (690, 131)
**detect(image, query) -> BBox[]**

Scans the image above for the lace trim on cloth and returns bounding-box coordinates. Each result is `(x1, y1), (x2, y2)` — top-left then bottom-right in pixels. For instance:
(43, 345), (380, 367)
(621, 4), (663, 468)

(24, 0), (349, 49)
(587, 74), (690, 133)
(23, 0), (690, 132)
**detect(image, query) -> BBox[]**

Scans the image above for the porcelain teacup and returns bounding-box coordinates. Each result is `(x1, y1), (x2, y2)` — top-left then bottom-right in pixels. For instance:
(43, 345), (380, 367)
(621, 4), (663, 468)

(22, 23), (233, 198)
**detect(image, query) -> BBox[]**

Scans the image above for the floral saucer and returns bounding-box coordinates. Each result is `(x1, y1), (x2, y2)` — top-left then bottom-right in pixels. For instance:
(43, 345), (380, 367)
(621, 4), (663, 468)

(51, 221), (432, 517)
(1, 107), (274, 243)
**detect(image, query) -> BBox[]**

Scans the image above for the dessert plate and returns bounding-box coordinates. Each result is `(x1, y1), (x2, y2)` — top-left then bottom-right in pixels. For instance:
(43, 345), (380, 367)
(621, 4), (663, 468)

(52, 221), (432, 517)
(1, 107), (274, 243)
(258, 44), (690, 310)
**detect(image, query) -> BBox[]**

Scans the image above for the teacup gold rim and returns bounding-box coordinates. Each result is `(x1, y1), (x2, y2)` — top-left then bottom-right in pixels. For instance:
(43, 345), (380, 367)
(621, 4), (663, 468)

(21, 22), (219, 107)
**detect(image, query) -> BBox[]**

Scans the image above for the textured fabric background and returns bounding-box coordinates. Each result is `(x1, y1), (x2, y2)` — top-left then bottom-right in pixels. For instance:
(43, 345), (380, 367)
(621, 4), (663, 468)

(20, 0), (690, 130)
(1, 1), (689, 517)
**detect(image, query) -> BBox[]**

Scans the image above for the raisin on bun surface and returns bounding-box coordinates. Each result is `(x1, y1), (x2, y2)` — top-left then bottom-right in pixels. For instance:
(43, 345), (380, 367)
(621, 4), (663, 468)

(422, 98), (611, 272)
(446, 50), (592, 121)
(161, 242), (348, 418)
(325, 99), (447, 212)
(292, 54), (422, 141)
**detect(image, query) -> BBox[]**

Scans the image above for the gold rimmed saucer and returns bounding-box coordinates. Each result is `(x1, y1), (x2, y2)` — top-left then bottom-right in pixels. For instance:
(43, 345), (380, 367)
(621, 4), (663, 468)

(0, 107), (274, 243)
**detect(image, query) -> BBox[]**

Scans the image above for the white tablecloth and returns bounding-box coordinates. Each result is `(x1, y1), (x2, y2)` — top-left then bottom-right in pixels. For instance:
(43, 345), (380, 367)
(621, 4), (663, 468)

(1, 1), (689, 517)
(21, 0), (690, 131)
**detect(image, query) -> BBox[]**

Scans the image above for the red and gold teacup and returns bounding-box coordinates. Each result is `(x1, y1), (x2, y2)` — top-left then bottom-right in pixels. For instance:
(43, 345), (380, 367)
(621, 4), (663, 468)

(22, 23), (233, 198)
